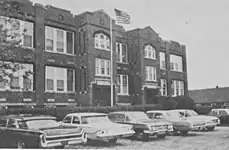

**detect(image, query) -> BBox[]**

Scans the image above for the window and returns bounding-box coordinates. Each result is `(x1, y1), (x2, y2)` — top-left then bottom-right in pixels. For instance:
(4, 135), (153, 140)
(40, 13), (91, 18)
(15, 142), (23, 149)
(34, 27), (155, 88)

(145, 66), (157, 81)
(45, 26), (74, 55)
(171, 80), (184, 97)
(160, 79), (167, 96)
(0, 62), (33, 91)
(160, 52), (166, 69)
(117, 74), (129, 95)
(170, 55), (183, 72)
(94, 33), (110, 50)
(63, 116), (72, 123)
(45, 66), (75, 92)
(144, 45), (156, 59)
(116, 42), (128, 63)
(0, 16), (34, 48)
(72, 116), (80, 124)
(95, 58), (111, 77)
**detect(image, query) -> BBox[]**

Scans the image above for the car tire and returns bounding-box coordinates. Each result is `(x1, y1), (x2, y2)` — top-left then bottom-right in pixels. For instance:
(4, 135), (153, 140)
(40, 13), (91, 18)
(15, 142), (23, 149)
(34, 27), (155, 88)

(180, 131), (188, 136)
(207, 126), (215, 131)
(17, 141), (25, 149)
(135, 131), (149, 141)
(157, 134), (166, 139)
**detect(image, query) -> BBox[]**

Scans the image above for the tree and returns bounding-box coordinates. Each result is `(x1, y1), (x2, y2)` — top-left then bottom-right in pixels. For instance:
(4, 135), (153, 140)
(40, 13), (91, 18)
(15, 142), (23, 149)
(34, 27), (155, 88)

(157, 96), (178, 110)
(0, 0), (33, 93)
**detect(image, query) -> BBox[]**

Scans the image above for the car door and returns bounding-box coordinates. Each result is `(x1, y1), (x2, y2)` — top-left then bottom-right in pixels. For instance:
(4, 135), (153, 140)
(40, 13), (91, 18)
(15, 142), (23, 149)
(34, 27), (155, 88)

(3, 118), (19, 148)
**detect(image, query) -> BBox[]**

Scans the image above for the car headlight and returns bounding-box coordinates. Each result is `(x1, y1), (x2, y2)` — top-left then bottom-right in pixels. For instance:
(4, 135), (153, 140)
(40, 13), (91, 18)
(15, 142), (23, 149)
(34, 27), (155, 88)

(168, 124), (173, 129)
(39, 134), (47, 147)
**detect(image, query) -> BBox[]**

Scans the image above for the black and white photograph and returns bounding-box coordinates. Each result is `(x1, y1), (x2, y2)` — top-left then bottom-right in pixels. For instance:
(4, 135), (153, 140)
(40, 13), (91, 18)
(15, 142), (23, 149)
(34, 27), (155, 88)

(0, 0), (228, 149)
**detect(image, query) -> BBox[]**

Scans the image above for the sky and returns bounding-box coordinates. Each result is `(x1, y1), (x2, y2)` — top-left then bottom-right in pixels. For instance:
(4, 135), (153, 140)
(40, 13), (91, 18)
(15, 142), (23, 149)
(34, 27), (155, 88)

(32, 0), (229, 90)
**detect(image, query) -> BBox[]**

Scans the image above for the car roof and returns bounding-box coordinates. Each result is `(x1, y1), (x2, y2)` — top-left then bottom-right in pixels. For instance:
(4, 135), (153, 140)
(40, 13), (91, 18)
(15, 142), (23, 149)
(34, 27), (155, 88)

(108, 111), (144, 115)
(1, 114), (56, 121)
(66, 112), (107, 117)
(211, 108), (229, 111)
(146, 110), (168, 113)
(170, 109), (192, 112)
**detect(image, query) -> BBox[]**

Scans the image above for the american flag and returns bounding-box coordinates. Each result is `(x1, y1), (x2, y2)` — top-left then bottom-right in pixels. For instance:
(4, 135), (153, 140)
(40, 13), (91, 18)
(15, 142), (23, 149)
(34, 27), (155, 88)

(114, 9), (131, 24)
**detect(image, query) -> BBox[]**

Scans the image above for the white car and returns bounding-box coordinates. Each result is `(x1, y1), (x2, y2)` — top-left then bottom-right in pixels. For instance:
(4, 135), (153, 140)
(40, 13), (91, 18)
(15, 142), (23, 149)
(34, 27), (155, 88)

(172, 109), (220, 131)
(61, 113), (135, 143)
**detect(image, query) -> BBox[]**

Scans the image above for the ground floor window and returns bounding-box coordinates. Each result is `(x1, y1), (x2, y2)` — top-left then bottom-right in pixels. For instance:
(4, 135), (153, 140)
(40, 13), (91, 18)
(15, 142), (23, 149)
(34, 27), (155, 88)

(171, 80), (184, 96)
(45, 66), (75, 92)
(117, 74), (129, 95)
(160, 79), (167, 96)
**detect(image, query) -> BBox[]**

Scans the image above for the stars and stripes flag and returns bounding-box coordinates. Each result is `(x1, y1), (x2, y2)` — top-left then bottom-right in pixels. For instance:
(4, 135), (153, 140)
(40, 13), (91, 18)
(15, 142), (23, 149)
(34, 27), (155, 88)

(114, 8), (131, 24)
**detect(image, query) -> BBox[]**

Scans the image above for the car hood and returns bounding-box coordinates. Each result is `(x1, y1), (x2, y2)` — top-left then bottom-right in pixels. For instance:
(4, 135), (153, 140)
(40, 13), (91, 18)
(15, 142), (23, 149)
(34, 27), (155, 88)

(40, 125), (83, 136)
(135, 119), (171, 126)
(187, 115), (218, 122)
(83, 122), (132, 131)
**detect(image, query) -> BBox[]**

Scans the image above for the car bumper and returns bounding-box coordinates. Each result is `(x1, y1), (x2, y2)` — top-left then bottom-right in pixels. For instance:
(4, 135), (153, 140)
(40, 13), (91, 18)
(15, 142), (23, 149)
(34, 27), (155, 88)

(42, 137), (86, 148)
(96, 130), (135, 140)
(204, 122), (218, 127)
(143, 129), (172, 136)
(190, 125), (206, 131)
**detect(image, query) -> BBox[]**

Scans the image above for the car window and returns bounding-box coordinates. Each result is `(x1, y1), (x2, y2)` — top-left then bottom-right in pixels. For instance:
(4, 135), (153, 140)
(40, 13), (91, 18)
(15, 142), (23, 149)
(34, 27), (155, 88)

(209, 110), (218, 116)
(63, 116), (72, 123)
(116, 114), (126, 122)
(155, 113), (165, 119)
(72, 116), (80, 124)
(219, 110), (227, 116)
(107, 114), (116, 122)
(147, 113), (156, 119)
(7, 118), (18, 128)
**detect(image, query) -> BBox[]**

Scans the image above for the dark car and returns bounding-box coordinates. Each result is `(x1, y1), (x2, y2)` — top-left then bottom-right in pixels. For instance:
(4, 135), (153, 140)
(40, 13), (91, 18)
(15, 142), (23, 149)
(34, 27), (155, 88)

(0, 114), (87, 149)
(108, 111), (173, 141)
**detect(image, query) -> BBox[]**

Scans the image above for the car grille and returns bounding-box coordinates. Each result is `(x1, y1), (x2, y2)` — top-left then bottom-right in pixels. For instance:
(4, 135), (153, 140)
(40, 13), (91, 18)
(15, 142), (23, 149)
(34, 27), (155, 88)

(152, 125), (168, 131)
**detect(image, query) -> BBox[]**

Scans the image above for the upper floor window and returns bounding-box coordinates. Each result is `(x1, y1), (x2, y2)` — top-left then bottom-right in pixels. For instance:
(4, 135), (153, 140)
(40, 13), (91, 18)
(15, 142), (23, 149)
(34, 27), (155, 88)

(45, 66), (75, 93)
(0, 16), (34, 48)
(145, 66), (157, 81)
(45, 26), (74, 55)
(0, 62), (33, 91)
(116, 42), (128, 63)
(144, 45), (156, 59)
(160, 79), (167, 96)
(160, 52), (166, 70)
(95, 58), (110, 77)
(171, 80), (184, 97)
(117, 74), (129, 95)
(94, 33), (110, 51)
(170, 54), (183, 72)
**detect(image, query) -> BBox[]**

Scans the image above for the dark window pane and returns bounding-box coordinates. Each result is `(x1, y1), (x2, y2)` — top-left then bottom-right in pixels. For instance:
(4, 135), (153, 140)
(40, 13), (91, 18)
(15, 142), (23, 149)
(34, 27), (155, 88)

(23, 78), (31, 91)
(57, 80), (64, 91)
(67, 32), (73, 54)
(67, 69), (74, 92)
(46, 79), (54, 91)
(23, 35), (32, 47)
(10, 76), (20, 89)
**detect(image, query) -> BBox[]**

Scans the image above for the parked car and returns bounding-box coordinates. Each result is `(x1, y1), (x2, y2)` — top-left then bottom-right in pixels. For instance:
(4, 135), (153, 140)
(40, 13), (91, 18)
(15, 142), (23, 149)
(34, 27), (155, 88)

(61, 113), (135, 143)
(208, 108), (229, 125)
(146, 110), (206, 136)
(108, 111), (173, 141)
(172, 109), (220, 131)
(0, 114), (87, 149)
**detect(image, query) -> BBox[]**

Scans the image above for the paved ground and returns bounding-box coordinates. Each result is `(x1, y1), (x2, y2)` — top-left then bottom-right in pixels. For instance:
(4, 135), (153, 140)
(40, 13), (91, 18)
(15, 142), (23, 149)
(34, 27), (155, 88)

(70, 126), (229, 150)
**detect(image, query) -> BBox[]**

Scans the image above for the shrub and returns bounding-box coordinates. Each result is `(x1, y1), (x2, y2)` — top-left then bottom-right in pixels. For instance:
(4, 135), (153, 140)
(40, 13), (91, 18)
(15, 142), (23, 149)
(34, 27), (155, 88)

(194, 106), (211, 115)
(174, 96), (196, 109)
(157, 96), (178, 110)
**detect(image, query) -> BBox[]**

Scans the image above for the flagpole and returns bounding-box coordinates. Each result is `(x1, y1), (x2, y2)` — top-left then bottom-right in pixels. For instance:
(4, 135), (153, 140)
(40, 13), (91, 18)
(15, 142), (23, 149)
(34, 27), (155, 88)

(110, 17), (114, 107)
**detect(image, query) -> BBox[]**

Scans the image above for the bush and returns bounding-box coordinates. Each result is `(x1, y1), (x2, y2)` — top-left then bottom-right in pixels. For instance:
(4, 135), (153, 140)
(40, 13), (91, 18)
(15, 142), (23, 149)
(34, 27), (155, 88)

(174, 96), (196, 109)
(1, 104), (164, 121)
(194, 106), (211, 115)
(157, 96), (178, 110)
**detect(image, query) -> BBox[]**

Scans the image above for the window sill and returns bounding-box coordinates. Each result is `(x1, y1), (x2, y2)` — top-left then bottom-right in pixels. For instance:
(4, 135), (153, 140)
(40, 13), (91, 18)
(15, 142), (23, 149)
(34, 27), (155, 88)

(95, 75), (111, 78)
(117, 93), (130, 96)
(160, 68), (167, 70)
(117, 62), (129, 65)
(45, 50), (76, 56)
(170, 70), (183, 73)
(145, 57), (157, 60)
(45, 91), (76, 94)
(146, 80), (157, 82)
(94, 47), (110, 51)
(0, 89), (35, 92)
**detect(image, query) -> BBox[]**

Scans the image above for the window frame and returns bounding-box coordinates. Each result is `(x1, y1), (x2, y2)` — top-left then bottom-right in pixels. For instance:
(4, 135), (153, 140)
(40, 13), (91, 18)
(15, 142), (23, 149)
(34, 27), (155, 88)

(144, 45), (156, 60)
(94, 33), (110, 51)
(45, 66), (75, 93)
(0, 16), (34, 49)
(171, 80), (185, 97)
(116, 42), (128, 64)
(95, 58), (111, 77)
(145, 66), (157, 82)
(160, 79), (167, 96)
(45, 26), (75, 55)
(160, 52), (166, 70)
(117, 74), (129, 95)
(169, 54), (183, 72)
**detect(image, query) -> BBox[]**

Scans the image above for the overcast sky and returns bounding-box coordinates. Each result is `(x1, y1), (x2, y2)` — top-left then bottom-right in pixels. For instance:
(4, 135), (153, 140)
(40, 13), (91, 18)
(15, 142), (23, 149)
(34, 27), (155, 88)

(32, 0), (229, 90)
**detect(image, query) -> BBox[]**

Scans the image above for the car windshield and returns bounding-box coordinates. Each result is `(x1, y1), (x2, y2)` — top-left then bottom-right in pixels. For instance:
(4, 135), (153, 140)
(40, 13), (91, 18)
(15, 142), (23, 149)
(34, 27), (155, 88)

(25, 119), (60, 129)
(128, 112), (149, 121)
(166, 111), (183, 119)
(186, 110), (198, 117)
(81, 115), (111, 124)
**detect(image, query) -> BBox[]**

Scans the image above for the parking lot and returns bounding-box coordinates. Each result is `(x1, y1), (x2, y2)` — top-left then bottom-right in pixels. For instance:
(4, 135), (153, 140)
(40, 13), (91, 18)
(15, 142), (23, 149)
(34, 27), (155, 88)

(71, 126), (229, 150)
